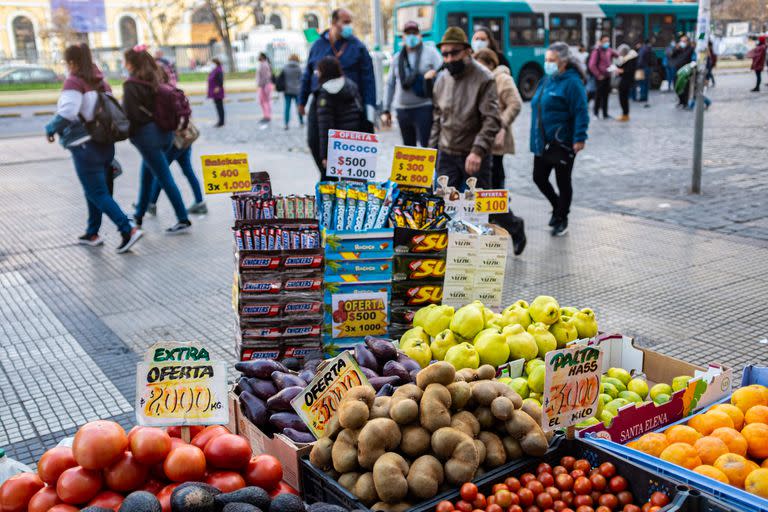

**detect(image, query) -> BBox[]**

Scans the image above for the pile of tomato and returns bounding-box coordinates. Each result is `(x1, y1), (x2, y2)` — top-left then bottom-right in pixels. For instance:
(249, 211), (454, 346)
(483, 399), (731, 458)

(435, 456), (672, 512)
(0, 421), (295, 512)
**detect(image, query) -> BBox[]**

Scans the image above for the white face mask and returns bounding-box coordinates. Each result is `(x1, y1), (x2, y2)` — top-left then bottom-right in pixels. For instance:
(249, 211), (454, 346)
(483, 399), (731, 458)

(471, 39), (489, 53)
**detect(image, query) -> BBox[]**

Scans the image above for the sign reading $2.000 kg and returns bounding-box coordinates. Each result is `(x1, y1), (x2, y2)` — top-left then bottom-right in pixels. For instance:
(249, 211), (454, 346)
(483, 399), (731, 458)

(135, 341), (228, 427)
(326, 130), (382, 182)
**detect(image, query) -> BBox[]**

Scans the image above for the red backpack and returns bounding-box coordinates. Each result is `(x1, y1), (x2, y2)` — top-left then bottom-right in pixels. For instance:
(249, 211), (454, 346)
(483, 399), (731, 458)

(128, 78), (191, 131)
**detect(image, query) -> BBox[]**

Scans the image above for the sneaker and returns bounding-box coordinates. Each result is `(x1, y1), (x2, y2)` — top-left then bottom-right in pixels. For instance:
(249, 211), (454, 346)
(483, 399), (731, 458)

(552, 218), (569, 237)
(166, 220), (192, 234)
(548, 213), (559, 227)
(78, 234), (104, 247)
(187, 201), (208, 214)
(147, 203), (157, 216)
(117, 228), (143, 253)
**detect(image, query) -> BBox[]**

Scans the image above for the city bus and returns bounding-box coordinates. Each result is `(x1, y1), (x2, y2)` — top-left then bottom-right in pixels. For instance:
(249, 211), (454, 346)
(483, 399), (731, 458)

(393, 0), (698, 100)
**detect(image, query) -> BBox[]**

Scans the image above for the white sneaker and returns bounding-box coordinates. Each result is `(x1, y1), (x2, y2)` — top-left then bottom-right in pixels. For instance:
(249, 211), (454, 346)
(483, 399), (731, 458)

(117, 228), (143, 253)
(166, 221), (192, 234)
(78, 234), (104, 247)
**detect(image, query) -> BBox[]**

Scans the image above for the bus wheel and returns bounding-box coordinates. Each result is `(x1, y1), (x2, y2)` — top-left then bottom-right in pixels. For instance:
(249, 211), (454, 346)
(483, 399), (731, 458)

(518, 66), (543, 101)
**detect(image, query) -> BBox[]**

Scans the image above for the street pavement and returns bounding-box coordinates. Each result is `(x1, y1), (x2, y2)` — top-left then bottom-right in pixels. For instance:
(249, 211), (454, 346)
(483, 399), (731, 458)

(0, 71), (766, 465)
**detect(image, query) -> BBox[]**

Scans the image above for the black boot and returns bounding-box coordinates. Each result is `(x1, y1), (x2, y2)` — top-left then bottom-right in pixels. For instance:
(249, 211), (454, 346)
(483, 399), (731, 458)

(490, 213), (526, 255)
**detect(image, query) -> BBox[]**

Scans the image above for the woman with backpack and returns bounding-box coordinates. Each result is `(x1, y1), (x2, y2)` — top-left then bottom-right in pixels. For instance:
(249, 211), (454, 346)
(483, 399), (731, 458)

(123, 45), (191, 234)
(45, 43), (143, 253)
(257, 53), (273, 126)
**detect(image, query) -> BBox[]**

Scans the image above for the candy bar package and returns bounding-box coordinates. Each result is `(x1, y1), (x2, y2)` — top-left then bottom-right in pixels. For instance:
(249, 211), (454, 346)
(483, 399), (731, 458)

(316, 180), (398, 232)
(232, 194), (316, 221)
(390, 189), (450, 230)
(391, 281), (444, 308)
(239, 297), (323, 320)
(392, 254), (446, 282)
(238, 271), (323, 298)
(233, 224), (319, 251)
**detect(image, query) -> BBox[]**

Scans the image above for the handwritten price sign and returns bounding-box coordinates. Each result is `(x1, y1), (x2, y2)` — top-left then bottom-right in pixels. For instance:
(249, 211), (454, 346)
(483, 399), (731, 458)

(474, 190), (509, 214)
(135, 342), (228, 427)
(390, 146), (437, 189)
(326, 130), (382, 181)
(542, 345), (603, 431)
(201, 153), (252, 194)
(330, 291), (388, 339)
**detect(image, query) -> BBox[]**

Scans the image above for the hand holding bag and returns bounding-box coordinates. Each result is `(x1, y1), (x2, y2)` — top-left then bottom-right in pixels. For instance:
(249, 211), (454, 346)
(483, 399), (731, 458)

(538, 96), (574, 167)
(173, 121), (199, 149)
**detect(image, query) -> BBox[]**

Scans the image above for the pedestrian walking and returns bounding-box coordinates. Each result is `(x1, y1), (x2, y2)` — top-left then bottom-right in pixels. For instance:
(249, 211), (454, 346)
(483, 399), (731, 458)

(257, 53), (273, 125)
(430, 27), (501, 190)
(471, 26), (510, 68)
(280, 54), (304, 130)
(706, 40), (717, 87)
(123, 45), (191, 233)
(530, 42), (589, 237)
(588, 35), (618, 119)
(632, 39), (652, 104)
(382, 21), (442, 147)
(747, 36), (766, 92)
(315, 57), (366, 175)
(207, 58), (225, 127)
(616, 44), (638, 122)
(298, 8), (376, 172)
(45, 43), (142, 253)
(669, 35), (694, 107)
(663, 40), (677, 91)
(474, 48), (526, 256)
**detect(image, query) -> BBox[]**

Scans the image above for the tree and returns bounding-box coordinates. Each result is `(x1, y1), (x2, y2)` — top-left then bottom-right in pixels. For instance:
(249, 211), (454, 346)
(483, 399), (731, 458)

(713, 0), (767, 30)
(40, 8), (80, 57)
(136, 0), (189, 46)
(205, 0), (256, 72)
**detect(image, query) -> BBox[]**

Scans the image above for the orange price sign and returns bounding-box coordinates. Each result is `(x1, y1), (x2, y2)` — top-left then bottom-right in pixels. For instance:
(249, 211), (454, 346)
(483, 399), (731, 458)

(474, 190), (509, 213)
(390, 146), (437, 189)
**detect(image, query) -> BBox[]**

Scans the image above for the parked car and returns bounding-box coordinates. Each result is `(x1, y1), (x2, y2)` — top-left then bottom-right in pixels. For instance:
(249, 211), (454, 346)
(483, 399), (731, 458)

(0, 66), (62, 84)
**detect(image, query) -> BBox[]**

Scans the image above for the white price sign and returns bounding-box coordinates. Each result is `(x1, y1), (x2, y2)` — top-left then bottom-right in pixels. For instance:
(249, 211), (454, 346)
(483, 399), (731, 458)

(326, 130), (382, 181)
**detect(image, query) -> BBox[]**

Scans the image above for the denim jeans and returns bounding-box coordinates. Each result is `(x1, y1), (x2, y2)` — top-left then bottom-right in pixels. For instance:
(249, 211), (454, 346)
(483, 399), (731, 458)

(632, 66), (650, 101)
(396, 105), (433, 147)
(70, 141), (131, 235)
(130, 122), (188, 222)
(284, 94), (303, 127)
(149, 145), (204, 205)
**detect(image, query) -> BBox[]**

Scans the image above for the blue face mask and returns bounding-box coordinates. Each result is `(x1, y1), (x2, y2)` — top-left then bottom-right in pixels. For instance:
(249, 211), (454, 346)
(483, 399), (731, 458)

(341, 24), (354, 39)
(404, 34), (421, 48)
(602, 42), (610, 49)
(544, 61), (559, 76)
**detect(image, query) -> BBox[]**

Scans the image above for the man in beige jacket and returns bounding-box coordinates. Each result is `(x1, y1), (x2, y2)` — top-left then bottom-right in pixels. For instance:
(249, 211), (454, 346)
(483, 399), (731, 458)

(430, 27), (501, 189)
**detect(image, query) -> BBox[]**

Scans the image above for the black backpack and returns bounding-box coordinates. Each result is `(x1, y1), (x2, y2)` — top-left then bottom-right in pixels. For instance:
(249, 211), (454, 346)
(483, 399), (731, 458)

(274, 70), (286, 92)
(85, 91), (130, 144)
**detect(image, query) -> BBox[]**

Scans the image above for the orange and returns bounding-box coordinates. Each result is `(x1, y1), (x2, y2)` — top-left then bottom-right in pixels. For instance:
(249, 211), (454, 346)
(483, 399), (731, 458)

(693, 465), (730, 484)
(660, 442), (703, 470)
(710, 427), (749, 457)
(745, 468), (768, 498)
(711, 404), (745, 431)
(742, 423), (768, 459)
(714, 453), (759, 488)
(688, 410), (734, 435)
(630, 433), (670, 457)
(665, 424), (703, 445)
(694, 436), (730, 465)
(744, 405), (768, 425)
(731, 386), (768, 413)
(762, 459), (768, 468)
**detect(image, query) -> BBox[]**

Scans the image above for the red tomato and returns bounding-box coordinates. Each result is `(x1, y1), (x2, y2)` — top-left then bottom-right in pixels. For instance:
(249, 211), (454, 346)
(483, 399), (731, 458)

(492, 483), (509, 494)
(518, 488), (535, 507)
(561, 457), (576, 470)
(56, 466), (102, 504)
(127, 426), (144, 442)
(269, 481), (298, 497)
(166, 425), (205, 439)
(575, 505), (595, 512)
(435, 500), (455, 512)
(570, 470), (586, 480)
(139, 478), (164, 495)
(486, 505), (503, 512)
(169, 437), (187, 450)
(87, 490), (124, 511)
(156, 483), (179, 512)
(190, 425), (228, 450)
(72, 421), (128, 470)
(598, 494), (619, 509)
(204, 434), (252, 470)
(520, 473), (537, 486)
(526, 480), (545, 496)
(0, 472), (44, 512)
(163, 445), (206, 482)
(48, 505), (80, 512)
(37, 447), (77, 485)
(623, 506), (641, 512)
(245, 455), (283, 491)
(616, 491), (634, 506)
(573, 477), (592, 496)
(648, 507), (661, 512)
(553, 466), (568, 476)
(495, 489), (513, 508)
(598, 463), (617, 479)
(556, 474), (574, 491)
(487, 495), (496, 506)
(538, 472), (555, 488)
(205, 471), (246, 493)
(509, 506), (524, 512)
(524, 506), (541, 512)
(546, 486), (561, 501)
(455, 501), (473, 512)
(589, 474), (607, 492)
(27, 486), (61, 512)
(104, 451), (148, 493)
(596, 507), (611, 512)
(572, 495), (593, 507)
(649, 492), (669, 506)
(590, 492), (602, 504)
(130, 427), (172, 465)
(573, 460), (592, 473)
(553, 500), (567, 512)
(506, 477), (522, 492)
(537, 463), (553, 475)
(609, 477), (628, 493)
(561, 491), (575, 505)
(471, 493), (486, 508)
(536, 492), (554, 509)
(641, 504), (652, 512)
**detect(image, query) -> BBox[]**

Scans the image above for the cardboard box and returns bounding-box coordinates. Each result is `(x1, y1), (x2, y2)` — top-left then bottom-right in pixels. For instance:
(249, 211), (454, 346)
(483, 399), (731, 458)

(577, 334), (731, 443)
(227, 389), (239, 435)
(393, 227), (448, 254)
(323, 229), (395, 260)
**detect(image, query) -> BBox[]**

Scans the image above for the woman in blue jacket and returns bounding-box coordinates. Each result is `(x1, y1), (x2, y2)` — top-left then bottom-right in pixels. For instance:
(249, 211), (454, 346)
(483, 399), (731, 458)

(530, 42), (589, 237)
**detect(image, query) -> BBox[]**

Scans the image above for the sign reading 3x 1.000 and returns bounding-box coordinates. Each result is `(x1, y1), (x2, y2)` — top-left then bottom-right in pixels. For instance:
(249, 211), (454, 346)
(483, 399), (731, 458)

(326, 130), (381, 182)
(391, 145), (437, 189)
(201, 153), (252, 194)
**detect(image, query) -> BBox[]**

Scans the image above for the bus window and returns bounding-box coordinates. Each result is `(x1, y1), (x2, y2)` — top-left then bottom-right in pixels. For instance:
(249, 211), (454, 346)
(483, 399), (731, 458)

(586, 18), (612, 48)
(614, 14), (644, 47)
(549, 13), (582, 46)
(396, 5), (434, 33)
(509, 13), (544, 46)
(446, 12), (469, 36)
(649, 14), (676, 47)
(473, 17), (504, 50)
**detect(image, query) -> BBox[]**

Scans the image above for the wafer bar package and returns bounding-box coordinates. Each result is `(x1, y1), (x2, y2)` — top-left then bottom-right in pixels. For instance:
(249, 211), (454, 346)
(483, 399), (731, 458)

(345, 185), (358, 230)
(334, 184), (347, 230)
(373, 181), (398, 229)
(364, 183), (386, 230)
(316, 182), (336, 228)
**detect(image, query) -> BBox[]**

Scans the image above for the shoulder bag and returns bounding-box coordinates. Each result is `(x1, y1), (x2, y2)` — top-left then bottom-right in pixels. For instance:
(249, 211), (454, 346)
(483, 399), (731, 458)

(537, 93), (574, 167)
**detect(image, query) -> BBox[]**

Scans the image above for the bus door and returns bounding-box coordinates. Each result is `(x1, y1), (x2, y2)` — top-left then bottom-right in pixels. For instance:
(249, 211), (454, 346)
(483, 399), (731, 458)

(472, 17), (505, 53)
(586, 17), (612, 49)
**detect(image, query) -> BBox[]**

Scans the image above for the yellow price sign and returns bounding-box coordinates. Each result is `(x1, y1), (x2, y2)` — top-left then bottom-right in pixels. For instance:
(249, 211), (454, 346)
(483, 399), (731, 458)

(201, 153), (252, 195)
(330, 291), (388, 339)
(390, 145), (437, 189)
(474, 190), (509, 213)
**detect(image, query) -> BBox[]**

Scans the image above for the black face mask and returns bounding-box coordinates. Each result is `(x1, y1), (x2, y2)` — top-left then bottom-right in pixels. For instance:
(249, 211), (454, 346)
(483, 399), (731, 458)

(445, 59), (466, 77)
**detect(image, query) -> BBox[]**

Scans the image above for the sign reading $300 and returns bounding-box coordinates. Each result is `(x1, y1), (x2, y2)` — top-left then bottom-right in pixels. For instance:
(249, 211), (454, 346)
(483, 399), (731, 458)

(135, 341), (228, 427)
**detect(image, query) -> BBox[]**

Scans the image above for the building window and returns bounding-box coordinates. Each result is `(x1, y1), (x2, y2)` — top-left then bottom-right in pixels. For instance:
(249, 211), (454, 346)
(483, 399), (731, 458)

(12, 16), (37, 61)
(549, 13), (582, 46)
(119, 16), (138, 48)
(269, 14), (282, 29)
(509, 13), (544, 46)
(649, 14), (676, 48)
(304, 13), (319, 30)
(446, 12), (469, 37)
(615, 14), (644, 47)
(192, 7), (215, 24)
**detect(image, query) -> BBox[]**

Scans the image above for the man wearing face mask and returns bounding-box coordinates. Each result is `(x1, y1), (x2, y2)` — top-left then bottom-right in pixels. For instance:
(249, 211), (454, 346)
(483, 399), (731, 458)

(588, 35), (618, 119)
(299, 8), (376, 173)
(430, 27), (501, 190)
(382, 21), (443, 147)
(669, 34), (694, 107)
